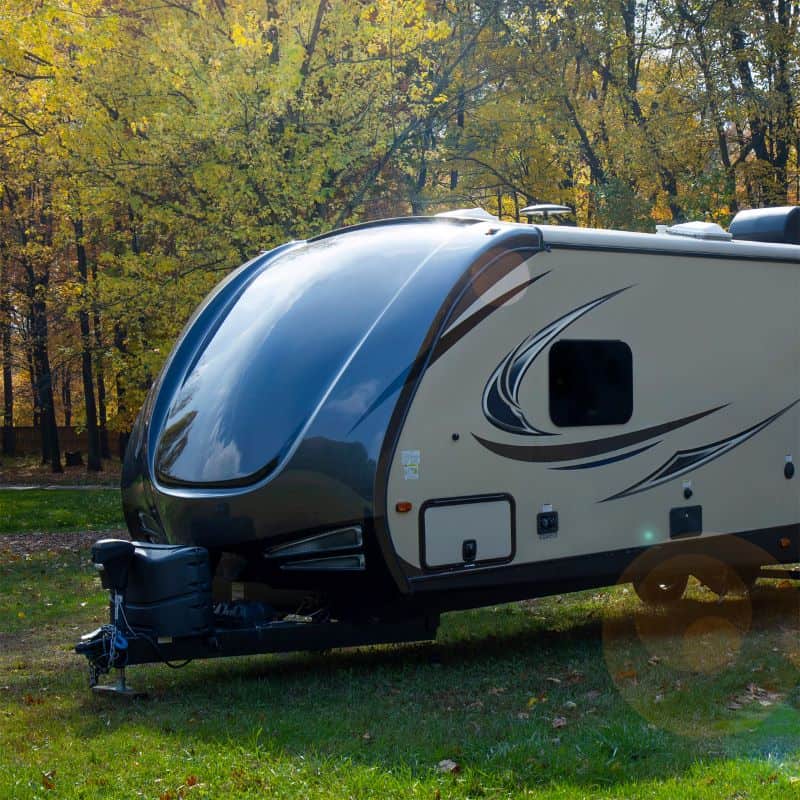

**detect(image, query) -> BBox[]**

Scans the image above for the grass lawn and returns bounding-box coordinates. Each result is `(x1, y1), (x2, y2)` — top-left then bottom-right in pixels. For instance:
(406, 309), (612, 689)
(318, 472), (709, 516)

(0, 489), (125, 534)
(0, 544), (798, 799)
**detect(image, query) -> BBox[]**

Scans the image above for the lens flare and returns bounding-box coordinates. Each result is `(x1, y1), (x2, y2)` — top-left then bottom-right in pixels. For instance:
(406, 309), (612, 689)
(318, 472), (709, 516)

(602, 537), (799, 738)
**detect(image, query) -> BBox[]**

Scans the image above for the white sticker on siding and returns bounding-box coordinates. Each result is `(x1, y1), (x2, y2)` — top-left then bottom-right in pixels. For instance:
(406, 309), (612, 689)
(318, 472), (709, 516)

(401, 449), (421, 480)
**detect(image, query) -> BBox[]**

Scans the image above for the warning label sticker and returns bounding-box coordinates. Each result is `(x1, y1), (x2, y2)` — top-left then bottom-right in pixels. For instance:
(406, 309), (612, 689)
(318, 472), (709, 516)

(401, 449), (420, 480)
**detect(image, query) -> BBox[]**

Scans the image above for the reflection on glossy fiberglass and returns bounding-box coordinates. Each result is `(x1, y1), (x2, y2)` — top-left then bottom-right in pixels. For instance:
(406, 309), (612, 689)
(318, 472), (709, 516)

(155, 224), (455, 486)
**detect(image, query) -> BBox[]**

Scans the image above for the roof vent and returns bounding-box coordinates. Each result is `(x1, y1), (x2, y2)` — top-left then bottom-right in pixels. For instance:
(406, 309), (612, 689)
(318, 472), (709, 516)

(729, 206), (800, 244)
(665, 221), (732, 241)
(435, 207), (498, 221)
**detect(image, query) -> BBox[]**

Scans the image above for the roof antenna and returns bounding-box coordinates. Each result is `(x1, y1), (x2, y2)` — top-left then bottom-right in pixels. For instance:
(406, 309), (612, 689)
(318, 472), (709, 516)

(520, 203), (574, 224)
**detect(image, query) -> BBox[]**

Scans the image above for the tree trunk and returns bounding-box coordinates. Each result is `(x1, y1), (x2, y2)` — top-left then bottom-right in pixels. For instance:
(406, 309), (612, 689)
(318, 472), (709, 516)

(118, 431), (130, 462)
(772, 0), (793, 202)
(61, 367), (72, 426)
(90, 259), (110, 459)
(114, 322), (129, 461)
(0, 259), (13, 456)
(26, 327), (47, 463)
(30, 295), (62, 473)
(74, 218), (101, 471)
(96, 359), (110, 459)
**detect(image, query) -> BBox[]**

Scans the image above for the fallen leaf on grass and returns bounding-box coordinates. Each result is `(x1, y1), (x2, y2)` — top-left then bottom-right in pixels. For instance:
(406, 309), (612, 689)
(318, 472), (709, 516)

(23, 694), (43, 706)
(527, 694), (547, 708)
(563, 700), (577, 710)
(728, 684), (783, 711)
(546, 677), (561, 685)
(361, 732), (372, 741)
(615, 669), (638, 682)
(42, 771), (55, 790)
(552, 716), (567, 729)
(436, 759), (460, 774)
(185, 776), (198, 787)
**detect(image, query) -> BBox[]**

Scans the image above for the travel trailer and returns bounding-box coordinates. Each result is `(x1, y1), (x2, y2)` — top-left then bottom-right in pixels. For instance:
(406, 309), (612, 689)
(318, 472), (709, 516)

(77, 205), (800, 691)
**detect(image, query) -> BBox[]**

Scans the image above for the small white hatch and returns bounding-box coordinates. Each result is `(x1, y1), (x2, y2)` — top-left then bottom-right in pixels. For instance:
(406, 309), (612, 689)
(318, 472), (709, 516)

(421, 495), (514, 570)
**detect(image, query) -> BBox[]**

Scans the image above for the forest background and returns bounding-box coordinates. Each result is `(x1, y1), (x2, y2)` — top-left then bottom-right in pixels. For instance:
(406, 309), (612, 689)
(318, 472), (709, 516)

(1, 0), (798, 472)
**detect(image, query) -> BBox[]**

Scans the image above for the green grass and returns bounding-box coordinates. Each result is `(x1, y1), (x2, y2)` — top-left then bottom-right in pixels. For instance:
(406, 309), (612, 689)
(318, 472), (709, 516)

(0, 489), (124, 534)
(0, 548), (799, 799)
(0, 549), (108, 634)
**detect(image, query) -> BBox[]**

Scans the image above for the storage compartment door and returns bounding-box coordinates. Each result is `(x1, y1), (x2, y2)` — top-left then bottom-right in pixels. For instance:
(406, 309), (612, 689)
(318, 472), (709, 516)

(421, 495), (515, 570)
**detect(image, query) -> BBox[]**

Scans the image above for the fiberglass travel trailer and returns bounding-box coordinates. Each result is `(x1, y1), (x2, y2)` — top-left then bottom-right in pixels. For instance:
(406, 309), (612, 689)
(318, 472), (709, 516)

(78, 205), (800, 691)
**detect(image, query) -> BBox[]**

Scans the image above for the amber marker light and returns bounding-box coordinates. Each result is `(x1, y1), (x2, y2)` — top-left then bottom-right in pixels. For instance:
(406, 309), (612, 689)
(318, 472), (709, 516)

(395, 501), (413, 513)
(779, 537), (791, 549)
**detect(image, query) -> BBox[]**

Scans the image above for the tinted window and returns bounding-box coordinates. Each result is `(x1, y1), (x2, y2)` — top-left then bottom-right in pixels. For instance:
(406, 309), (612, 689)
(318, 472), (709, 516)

(549, 340), (632, 426)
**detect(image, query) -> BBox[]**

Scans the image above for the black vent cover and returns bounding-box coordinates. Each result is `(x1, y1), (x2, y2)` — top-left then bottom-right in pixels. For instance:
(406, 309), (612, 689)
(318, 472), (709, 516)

(729, 206), (800, 244)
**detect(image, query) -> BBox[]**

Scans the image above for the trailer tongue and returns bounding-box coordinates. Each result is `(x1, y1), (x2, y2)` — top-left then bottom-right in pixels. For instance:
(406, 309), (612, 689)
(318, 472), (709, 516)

(76, 539), (438, 694)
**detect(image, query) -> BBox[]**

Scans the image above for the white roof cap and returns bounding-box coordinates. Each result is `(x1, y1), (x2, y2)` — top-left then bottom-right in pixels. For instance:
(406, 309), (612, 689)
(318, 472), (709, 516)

(435, 207), (498, 221)
(665, 221), (732, 241)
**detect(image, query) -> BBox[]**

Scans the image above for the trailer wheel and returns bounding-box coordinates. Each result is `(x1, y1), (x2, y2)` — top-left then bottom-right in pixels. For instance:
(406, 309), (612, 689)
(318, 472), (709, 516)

(736, 567), (759, 592)
(633, 572), (688, 606)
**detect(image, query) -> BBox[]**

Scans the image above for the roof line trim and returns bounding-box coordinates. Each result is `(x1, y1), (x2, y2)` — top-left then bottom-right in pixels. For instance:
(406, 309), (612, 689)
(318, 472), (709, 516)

(545, 240), (800, 264)
(308, 215), (484, 243)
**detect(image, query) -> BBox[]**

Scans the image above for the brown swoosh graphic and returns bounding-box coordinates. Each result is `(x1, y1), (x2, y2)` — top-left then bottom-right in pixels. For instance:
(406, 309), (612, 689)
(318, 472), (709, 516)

(472, 405), (726, 463)
(431, 272), (549, 364)
(447, 245), (541, 322)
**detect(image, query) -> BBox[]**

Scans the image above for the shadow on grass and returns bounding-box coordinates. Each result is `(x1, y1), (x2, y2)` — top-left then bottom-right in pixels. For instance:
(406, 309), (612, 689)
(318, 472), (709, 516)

(5, 582), (796, 794)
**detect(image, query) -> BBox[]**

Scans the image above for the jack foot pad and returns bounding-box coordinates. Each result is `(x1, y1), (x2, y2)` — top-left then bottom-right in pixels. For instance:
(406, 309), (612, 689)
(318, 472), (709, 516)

(91, 669), (147, 699)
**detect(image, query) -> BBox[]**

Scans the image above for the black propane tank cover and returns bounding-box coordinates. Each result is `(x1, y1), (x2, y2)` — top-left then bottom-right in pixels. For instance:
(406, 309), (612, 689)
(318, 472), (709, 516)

(121, 543), (213, 638)
(729, 206), (800, 244)
(91, 539), (135, 592)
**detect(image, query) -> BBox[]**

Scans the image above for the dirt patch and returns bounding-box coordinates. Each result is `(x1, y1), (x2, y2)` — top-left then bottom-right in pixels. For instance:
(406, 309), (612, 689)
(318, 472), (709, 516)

(0, 529), (128, 559)
(0, 455), (121, 487)
(0, 627), (89, 673)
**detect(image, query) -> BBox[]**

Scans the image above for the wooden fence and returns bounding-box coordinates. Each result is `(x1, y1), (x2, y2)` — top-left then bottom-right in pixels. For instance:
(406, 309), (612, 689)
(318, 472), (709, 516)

(7, 426), (123, 459)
